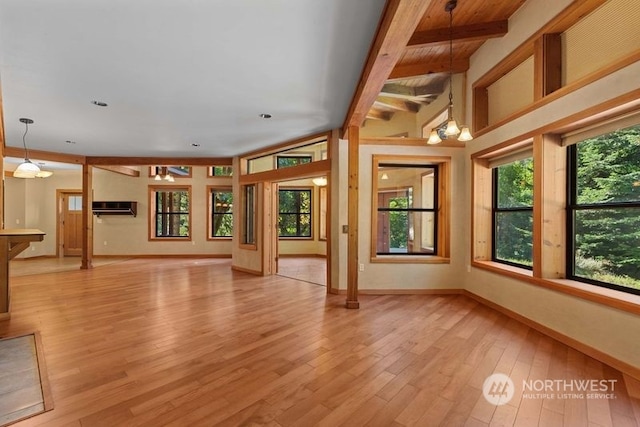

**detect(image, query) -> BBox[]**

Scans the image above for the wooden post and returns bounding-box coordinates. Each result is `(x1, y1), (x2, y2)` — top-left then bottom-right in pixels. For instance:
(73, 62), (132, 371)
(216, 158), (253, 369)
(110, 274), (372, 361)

(533, 134), (566, 278)
(346, 126), (360, 309)
(534, 33), (562, 101)
(81, 164), (93, 270)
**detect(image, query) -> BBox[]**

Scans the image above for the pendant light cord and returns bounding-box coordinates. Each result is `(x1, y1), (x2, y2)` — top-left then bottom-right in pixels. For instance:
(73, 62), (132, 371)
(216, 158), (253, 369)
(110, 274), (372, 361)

(22, 120), (31, 161)
(448, 4), (454, 112)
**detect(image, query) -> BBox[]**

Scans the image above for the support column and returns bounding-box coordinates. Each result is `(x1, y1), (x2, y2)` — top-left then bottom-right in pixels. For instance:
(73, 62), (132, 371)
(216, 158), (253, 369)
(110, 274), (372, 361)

(81, 163), (93, 270)
(346, 126), (360, 309)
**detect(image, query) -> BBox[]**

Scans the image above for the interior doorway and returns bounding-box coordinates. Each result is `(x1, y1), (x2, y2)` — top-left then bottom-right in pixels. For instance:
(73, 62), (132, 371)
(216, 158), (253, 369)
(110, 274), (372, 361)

(272, 177), (329, 287)
(57, 190), (83, 256)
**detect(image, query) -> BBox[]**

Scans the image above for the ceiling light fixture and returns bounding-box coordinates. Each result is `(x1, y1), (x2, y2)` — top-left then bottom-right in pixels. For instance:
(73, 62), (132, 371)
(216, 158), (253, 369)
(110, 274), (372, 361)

(91, 100), (108, 107)
(36, 163), (54, 178)
(13, 118), (41, 178)
(259, 113), (272, 119)
(312, 176), (327, 186)
(428, 0), (473, 144)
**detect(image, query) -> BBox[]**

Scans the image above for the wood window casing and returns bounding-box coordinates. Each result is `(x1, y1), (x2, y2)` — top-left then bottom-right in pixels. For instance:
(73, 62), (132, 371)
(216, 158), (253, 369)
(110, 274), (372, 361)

(148, 185), (192, 241)
(207, 186), (233, 240)
(371, 155), (451, 264)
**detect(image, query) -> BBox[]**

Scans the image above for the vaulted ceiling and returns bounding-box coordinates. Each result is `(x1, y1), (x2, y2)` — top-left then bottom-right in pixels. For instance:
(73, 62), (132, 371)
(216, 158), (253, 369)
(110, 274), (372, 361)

(0, 0), (527, 162)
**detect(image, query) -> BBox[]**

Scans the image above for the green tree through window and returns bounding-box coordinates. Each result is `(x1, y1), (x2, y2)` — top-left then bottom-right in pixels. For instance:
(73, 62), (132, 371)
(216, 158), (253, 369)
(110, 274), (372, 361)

(279, 189), (311, 237)
(155, 188), (190, 237)
(493, 158), (534, 268)
(210, 189), (233, 238)
(569, 124), (640, 294)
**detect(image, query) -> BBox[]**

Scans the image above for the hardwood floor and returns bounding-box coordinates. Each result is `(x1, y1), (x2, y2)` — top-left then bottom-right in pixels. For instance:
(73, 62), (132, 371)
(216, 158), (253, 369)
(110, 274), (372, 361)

(277, 257), (326, 286)
(1, 258), (638, 426)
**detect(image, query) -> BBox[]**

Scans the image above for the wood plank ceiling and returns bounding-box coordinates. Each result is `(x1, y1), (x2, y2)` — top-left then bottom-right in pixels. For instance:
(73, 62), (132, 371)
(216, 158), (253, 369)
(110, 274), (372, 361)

(362, 0), (527, 125)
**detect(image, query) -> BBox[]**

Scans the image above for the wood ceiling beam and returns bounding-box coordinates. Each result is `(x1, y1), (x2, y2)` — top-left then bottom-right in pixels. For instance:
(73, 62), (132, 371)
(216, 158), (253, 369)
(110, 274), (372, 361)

(407, 20), (508, 49)
(389, 58), (469, 80)
(4, 146), (85, 164)
(380, 81), (446, 98)
(373, 97), (421, 112)
(342, 0), (434, 134)
(86, 156), (233, 166)
(93, 165), (140, 177)
(365, 110), (393, 121)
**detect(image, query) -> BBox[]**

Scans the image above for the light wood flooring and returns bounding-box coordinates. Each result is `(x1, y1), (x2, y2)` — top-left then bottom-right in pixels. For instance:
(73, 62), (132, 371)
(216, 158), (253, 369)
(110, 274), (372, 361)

(1, 258), (639, 426)
(277, 257), (326, 287)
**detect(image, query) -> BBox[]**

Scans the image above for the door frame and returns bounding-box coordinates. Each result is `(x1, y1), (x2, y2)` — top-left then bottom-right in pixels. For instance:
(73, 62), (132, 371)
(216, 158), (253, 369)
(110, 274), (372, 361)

(56, 189), (83, 257)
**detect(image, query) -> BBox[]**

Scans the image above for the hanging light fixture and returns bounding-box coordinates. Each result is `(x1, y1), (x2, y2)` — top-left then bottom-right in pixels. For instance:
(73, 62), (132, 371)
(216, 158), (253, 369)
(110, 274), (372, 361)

(36, 163), (54, 178)
(429, 0), (472, 144)
(13, 118), (41, 178)
(312, 176), (327, 186)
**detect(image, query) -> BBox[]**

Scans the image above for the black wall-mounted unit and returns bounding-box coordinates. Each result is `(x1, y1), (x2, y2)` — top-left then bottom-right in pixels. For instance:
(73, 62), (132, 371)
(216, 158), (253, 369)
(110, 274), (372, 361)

(92, 201), (137, 217)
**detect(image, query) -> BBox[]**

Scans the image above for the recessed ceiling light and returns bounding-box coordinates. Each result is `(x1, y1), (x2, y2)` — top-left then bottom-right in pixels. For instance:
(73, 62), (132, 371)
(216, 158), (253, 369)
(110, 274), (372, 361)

(191, 143), (200, 147)
(65, 140), (76, 144)
(91, 100), (108, 107)
(259, 113), (272, 119)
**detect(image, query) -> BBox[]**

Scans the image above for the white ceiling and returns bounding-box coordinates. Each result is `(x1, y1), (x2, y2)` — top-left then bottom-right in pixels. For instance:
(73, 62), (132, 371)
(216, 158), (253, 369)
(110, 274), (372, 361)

(0, 0), (386, 159)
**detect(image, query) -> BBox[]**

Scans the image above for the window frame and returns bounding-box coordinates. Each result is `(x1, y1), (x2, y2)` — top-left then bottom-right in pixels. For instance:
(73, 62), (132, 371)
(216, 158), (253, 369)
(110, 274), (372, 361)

(149, 166), (192, 179)
(241, 184), (257, 248)
(278, 187), (313, 239)
(371, 155), (451, 264)
(566, 133), (640, 296)
(148, 185), (192, 241)
(207, 186), (233, 240)
(208, 166), (233, 177)
(275, 154), (313, 169)
(491, 157), (534, 270)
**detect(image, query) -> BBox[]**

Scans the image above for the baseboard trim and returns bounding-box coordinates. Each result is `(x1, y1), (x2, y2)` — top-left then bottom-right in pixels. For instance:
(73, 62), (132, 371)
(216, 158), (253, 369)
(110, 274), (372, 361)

(231, 265), (262, 276)
(336, 288), (463, 295)
(95, 254), (232, 259)
(463, 290), (640, 382)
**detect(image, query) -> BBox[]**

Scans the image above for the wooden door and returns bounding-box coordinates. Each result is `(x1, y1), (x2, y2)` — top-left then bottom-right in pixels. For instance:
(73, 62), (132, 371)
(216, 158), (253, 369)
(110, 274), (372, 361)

(62, 192), (83, 256)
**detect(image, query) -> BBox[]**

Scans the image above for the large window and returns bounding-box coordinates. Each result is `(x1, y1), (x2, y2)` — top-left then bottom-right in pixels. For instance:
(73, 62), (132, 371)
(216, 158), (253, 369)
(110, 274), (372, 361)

(374, 163), (438, 255)
(493, 158), (534, 268)
(208, 187), (233, 239)
(150, 186), (191, 239)
(568, 124), (640, 295)
(278, 189), (312, 238)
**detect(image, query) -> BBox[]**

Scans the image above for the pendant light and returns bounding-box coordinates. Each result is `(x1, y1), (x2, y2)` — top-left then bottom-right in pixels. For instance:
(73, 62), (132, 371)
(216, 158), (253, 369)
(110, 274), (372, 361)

(428, 0), (473, 144)
(13, 118), (41, 178)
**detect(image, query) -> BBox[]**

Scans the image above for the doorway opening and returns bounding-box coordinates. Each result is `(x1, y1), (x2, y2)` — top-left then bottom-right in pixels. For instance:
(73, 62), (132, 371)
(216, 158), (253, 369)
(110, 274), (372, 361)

(57, 190), (83, 257)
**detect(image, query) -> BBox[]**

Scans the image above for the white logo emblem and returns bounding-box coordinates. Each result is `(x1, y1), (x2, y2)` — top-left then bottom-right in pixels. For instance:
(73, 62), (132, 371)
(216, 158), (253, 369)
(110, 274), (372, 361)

(483, 373), (515, 405)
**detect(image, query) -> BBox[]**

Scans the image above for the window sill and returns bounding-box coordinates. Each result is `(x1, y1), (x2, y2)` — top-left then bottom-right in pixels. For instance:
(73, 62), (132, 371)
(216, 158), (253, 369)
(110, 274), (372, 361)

(207, 237), (233, 241)
(370, 256), (450, 264)
(239, 243), (257, 251)
(472, 260), (640, 315)
(149, 237), (191, 242)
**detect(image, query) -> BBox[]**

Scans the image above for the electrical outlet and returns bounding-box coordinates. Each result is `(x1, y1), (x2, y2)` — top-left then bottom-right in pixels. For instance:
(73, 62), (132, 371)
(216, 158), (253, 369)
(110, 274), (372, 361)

(359, 263), (364, 272)
(16, 219), (20, 225)
(103, 241), (108, 246)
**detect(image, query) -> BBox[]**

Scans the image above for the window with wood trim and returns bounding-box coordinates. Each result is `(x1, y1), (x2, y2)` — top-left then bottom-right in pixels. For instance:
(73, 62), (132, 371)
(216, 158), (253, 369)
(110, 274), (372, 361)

(276, 155), (312, 169)
(242, 184), (256, 245)
(567, 122), (640, 295)
(278, 188), (312, 238)
(493, 157), (534, 268)
(208, 187), (233, 239)
(371, 155), (450, 261)
(209, 166), (233, 177)
(150, 166), (192, 179)
(150, 186), (191, 239)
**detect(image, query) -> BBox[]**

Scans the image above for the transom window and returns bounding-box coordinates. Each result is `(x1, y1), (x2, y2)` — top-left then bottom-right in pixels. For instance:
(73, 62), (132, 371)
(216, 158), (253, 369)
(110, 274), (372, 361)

(150, 186), (191, 239)
(568, 123), (640, 295)
(210, 166), (233, 176)
(278, 189), (312, 238)
(276, 155), (312, 169)
(492, 157), (534, 268)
